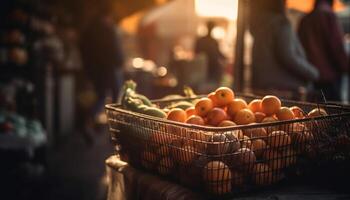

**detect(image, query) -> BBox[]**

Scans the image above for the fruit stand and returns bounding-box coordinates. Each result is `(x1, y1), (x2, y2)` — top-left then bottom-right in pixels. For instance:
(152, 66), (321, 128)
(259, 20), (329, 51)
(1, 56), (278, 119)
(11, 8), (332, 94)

(105, 81), (350, 198)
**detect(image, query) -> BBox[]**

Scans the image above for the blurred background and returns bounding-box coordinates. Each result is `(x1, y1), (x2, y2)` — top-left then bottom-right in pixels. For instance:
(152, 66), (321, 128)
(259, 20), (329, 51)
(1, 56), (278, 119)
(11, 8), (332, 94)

(0, 0), (349, 199)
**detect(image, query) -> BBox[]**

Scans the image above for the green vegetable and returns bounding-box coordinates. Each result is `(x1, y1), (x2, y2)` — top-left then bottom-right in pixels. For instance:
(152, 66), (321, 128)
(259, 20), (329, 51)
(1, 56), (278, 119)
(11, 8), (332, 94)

(167, 101), (193, 110)
(143, 107), (167, 118)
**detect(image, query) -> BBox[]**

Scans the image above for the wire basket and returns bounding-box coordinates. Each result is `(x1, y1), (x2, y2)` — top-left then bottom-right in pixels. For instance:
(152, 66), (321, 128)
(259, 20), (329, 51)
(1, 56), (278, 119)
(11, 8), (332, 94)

(105, 95), (350, 196)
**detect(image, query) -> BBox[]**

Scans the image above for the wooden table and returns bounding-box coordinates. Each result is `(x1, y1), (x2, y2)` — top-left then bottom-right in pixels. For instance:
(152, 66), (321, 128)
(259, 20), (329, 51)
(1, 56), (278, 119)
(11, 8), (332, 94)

(105, 156), (350, 200)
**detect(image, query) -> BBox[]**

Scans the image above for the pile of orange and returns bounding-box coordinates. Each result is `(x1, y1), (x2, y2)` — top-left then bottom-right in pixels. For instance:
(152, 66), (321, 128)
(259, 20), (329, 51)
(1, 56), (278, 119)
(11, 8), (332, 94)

(140, 87), (330, 195)
(166, 87), (327, 128)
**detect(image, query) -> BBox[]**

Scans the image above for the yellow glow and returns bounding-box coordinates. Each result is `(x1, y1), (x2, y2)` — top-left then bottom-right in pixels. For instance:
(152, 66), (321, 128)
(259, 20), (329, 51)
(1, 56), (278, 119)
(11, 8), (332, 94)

(157, 66), (168, 77)
(197, 24), (207, 36)
(195, 0), (238, 20)
(120, 11), (144, 34)
(132, 57), (144, 68)
(211, 26), (226, 40)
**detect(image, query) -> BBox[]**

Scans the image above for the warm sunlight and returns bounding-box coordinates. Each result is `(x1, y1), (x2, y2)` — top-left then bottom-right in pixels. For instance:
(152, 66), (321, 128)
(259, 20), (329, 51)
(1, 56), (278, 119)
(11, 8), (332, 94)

(195, 0), (238, 20)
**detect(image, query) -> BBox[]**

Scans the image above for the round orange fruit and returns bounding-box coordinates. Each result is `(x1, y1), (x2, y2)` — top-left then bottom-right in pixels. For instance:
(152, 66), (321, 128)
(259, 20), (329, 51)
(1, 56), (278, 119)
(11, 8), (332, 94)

(207, 108), (228, 126)
(290, 106), (305, 118)
(185, 107), (196, 117)
(234, 108), (256, 125)
(218, 120), (236, 127)
(307, 108), (328, 118)
(252, 163), (274, 185)
(207, 92), (219, 107)
(261, 116), (278, 123)
(251, 139), (267, 158)
(167, 108), (187, 123)
(244, 127), (268, 139)
(248, 99), (262, 113)
(186, 115), (205, 126)
(227, 99), (248, 118)
(267, 130), (291, 148)
(214, 87), (235, 106)
(254, 112), (266, 123)
(276, 107), (295, 121)
(195, 98), (214, 117)
(261, 95), (281, 116)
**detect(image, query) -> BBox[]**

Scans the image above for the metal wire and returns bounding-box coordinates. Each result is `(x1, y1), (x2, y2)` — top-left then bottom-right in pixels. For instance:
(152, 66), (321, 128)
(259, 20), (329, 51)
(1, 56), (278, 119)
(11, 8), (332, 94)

(105, 96), (350, 196)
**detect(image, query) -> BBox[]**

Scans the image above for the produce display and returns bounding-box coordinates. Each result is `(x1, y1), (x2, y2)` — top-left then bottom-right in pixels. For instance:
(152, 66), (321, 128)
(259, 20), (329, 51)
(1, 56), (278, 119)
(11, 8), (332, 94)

(107, 80), (350, 196)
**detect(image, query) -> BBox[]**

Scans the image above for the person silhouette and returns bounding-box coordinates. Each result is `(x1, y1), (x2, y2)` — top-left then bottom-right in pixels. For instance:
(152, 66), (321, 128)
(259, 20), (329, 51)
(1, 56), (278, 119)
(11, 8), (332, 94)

(298, 0), (348, 101)
(195, 21), (226, 85)
(249, 0), (319, 99)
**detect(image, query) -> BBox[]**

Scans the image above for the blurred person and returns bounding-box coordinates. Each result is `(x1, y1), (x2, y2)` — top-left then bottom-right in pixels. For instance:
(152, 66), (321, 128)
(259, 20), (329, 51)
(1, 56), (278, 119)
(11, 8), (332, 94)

(57, 17), (82, 135)
(298, 0), (349, 101)
(80, 4), (125, 140)
(249, 0), (319, 100)
(195, 21), (226, 86)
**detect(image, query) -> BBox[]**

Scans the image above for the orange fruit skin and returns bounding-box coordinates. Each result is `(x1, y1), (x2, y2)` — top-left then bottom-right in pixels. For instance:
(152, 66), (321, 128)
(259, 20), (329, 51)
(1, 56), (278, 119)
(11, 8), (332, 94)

(185, 107), (196, 117)
(208, 92), (219, 107)
(167, 108), (187, 123)
(254, 112), (266, 123)
(261, 95), (281, 116)
(195, 98), (214, 117)
(186, 115), (205, 126)
(218, 120), (237, 127)
(307, 108), (328, 118)
(267, 130), (291, 148)
(248, 99), (262, 113)
(290, 106), (305, 118)
(234, 108), (256, 125)
(276, 107), (295, 121)
(251, 139), (267, 158)
(262, 116), (278, 123)
(206, 108), (228, 126)
(227, 99), (248, 118)
(214, 87), (235, 107)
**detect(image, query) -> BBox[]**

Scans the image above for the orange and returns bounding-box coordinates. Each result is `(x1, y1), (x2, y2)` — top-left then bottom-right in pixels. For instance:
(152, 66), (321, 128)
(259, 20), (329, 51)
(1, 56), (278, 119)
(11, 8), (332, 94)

(241, 135), (252, 148)
(252, 163), (273, 185)
(261, 95), (281, 116)
(307, 108), (328, 118)
(236, 148), (256, 171)
(281, 148), (297, 167)
(248, 99), (262, 113)
(261, 116), (278, 123)
(214, 87), (235, 106)
(267, 130), (291, 148)
(227, 99), (248, 118)
(218, 120), (236, 127)
(262, 150), (284, 171)
(167, 108), (187, 123)
(206, 108), (228, 126)
(207, 92), (218, 107)
(203, 161), (232, 182)
(254, 112), (266, 123)
(234, 108), (256, 125)
(195, 98), (214, 117)
(186, 115), (205, 126)
(244, 127), (268, 139)
(185, 107), (196, 117)
(251, 139), (267, 158)
(276, 107), (295, 121)
(261, 116), (279, 132)
(290, 106), (305, 118)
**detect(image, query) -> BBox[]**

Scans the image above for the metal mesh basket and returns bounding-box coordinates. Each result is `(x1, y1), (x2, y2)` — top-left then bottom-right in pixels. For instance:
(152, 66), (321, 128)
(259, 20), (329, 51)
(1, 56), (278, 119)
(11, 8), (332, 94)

(105, 95), (350, 196)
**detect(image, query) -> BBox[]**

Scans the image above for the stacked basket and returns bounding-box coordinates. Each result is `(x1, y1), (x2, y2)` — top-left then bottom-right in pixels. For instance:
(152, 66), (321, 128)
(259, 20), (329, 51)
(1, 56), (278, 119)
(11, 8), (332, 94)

(106, 95), (350, 196)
